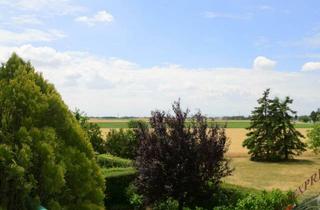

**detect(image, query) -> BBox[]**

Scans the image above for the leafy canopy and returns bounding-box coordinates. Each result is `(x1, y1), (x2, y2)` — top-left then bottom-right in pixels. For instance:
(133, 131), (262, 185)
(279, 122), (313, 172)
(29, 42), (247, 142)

(0, 54), (104, 210)
(135, 101), (232, 210)
(74, 109), (106, 154)
(307, 123), (320, 154)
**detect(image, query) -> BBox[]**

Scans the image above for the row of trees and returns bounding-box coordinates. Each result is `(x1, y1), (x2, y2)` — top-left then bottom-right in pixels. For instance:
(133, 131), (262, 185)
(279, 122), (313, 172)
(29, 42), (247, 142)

(298, 109), (320, 123)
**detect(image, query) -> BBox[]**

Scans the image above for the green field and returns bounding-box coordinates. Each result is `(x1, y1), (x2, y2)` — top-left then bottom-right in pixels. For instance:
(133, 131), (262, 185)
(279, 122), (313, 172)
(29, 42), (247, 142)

(95, 120), (314, 129)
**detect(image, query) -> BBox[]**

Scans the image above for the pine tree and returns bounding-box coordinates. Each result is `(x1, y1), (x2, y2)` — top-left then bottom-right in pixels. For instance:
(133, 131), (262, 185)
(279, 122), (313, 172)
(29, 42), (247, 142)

(243, 89), (306, 161)
(0, 54), (104, 209)
(271, 97), (306, 160)
(243, 89), (273, 160)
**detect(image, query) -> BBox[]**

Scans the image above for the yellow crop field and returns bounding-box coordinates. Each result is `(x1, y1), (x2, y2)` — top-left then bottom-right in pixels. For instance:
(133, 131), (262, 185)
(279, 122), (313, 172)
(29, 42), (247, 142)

(101, 127), (320, 200)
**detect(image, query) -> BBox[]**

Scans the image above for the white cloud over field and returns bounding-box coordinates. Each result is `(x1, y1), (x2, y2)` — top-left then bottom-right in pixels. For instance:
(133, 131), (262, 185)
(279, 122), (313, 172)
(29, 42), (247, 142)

(0, 29), (66, 44)
(0, 45), (319, 116)
(75, 11), (114, 26)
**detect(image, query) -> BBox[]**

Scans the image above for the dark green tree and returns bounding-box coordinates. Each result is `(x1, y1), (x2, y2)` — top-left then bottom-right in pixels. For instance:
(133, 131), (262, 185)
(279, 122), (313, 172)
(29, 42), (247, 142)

(242, 89), (273, 161)
(310, 109), (320, 123)
(105, 128), (138, 159)
(298, 115), (310, 123)
(0, 54), (104, 210)
(307, 123), (320, 154)
(271, 97), (306, 160)
(243, 89), (306, 161)
(127, 119), (149, 130)
(135, 101), (232, 210)
(74, 109), (106, 154)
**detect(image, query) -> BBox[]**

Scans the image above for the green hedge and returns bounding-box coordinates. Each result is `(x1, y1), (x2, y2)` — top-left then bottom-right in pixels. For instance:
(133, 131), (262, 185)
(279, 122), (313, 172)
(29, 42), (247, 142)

(97, 154), (133, 168)
(103, 167), (137, 210)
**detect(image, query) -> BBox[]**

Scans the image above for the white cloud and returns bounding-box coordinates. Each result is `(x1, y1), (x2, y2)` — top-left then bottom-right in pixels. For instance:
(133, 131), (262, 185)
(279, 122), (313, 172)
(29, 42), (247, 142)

(0, 0), (85, 15)
(75, 11), (114, 26)
(0, 29), (66, 44)
(0, 45), (319, 117)
(302, 62), (320, 71)
(257, 5), (274, 11)
(253, 56), (277, 71)
(11, 15), (43, 25)
(204, 11), (252, 20)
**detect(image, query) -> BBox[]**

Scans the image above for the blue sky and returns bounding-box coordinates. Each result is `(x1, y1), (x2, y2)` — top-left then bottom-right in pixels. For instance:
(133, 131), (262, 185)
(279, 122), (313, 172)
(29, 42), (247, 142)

(0, 0), (320, 116)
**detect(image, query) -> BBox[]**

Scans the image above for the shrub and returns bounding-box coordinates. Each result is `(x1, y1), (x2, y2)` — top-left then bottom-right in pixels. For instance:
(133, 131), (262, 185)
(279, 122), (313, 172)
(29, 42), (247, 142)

(126, 184), (144, 210)
(128, 119), (149, 129)
(74, 109), (106, 154)
(105, 129), (138, 159)
(307, 123), (320, 154)
(234, 190), (295, 210)
(97, 154), (133, 168)
(135, 100), (232, 210)
(152, 198), (206, 210)
(104, 167), (137, 209)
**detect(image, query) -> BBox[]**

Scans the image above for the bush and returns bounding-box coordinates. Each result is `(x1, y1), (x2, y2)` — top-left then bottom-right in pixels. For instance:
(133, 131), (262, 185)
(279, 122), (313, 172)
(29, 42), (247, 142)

(126, 184), (144, 210)
(97, 154), (133, 168)
(74, 109), (106, 154)
(234, 190), (295, 210)
(135, 101), (232, 209)
(105, 129), (138, 159)
(128, 119), (149, 129)
(153, 198), (204, 210)
(307, 123), (320, 154)
(104, 168), (137, 209)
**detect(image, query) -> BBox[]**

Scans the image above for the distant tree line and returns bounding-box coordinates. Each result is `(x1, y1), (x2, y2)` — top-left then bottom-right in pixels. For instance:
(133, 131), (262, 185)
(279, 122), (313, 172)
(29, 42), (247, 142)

(297, 108), (320, 123)
(219, 116), (250, 120)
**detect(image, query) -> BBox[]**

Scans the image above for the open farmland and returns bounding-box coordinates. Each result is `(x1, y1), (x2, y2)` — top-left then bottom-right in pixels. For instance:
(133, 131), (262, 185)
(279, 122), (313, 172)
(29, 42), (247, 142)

(99, 122), (319, 201)
(92, 119), (314, 129)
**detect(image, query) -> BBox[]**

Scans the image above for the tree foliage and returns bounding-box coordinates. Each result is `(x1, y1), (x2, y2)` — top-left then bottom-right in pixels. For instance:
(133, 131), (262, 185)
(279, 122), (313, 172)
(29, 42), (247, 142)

(134, 101), (232, 210)
(127, 119), (149, 130)
(105, 129), (138, 159)
(243, 89), (306, 161)
(298, 115), (311, 123)
(310, 109), (320, 123)
(307, 123), (320, 154)
(0, 54), (104, 210)
(74, 109), (106, 154)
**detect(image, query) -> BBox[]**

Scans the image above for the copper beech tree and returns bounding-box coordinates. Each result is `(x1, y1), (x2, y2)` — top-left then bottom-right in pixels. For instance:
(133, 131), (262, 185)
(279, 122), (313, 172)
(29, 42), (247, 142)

(134, 101), (232, 210)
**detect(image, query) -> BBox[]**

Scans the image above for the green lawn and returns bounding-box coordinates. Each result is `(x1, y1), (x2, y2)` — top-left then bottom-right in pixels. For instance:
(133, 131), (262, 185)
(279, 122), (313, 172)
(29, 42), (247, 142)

(96, 120), (314, 129)
(224, 156), (320, 201)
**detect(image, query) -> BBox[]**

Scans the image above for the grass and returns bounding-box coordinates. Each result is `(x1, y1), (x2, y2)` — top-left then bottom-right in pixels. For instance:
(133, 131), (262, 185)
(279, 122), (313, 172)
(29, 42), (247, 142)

(97, 154), (133, 168)
(95, 120), (314, 129)
(97, 122), (318, 202)
(224, 156), (320, 201)
(101, 167), (136, 178)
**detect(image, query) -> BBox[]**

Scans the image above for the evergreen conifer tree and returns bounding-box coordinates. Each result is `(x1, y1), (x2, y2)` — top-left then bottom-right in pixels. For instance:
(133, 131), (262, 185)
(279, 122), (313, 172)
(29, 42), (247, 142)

(0, 54), (104, 210)
(243, 89), (306, 161)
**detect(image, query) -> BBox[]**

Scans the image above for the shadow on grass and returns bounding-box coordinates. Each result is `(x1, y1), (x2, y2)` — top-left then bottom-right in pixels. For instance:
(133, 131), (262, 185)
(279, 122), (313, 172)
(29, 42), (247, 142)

(241, 158), (318, 165)
(277, 159), (316, 165)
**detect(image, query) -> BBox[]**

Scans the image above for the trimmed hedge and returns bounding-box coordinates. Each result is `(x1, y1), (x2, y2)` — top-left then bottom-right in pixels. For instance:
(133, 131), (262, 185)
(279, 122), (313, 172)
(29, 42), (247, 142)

(103, 167), (137, 210)
(97, 153), (133, 168)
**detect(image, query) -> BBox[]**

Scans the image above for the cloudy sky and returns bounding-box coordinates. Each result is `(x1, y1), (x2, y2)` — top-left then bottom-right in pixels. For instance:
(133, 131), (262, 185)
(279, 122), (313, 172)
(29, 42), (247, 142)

(0, 0), (320, 117)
